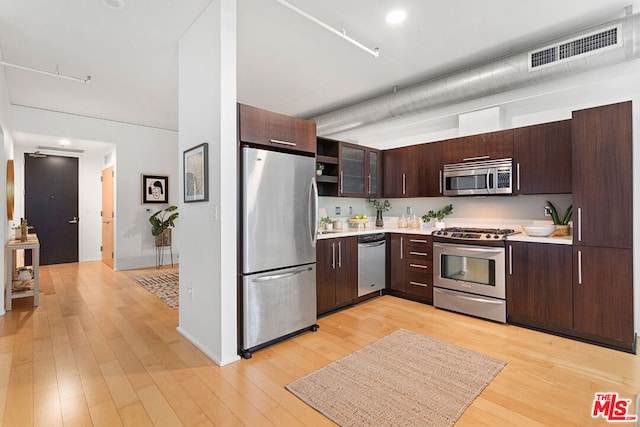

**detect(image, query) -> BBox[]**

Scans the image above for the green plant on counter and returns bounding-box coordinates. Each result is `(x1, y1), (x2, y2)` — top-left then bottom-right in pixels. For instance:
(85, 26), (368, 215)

(422, 204), (453, 222)
(316, 163), (325, 171)
(367, 198), (391, 212)
(546, 201), (572, 225)
(320, 216), (333, 225)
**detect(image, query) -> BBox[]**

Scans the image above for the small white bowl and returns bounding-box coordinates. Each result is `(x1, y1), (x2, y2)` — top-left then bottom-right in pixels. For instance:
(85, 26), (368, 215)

(522, 224), (557, 237)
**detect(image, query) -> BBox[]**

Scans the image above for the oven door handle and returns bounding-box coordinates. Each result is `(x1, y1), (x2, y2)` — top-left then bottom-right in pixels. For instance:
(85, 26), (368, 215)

(451, 292), (504, 305)
(433, 242), (504, 255)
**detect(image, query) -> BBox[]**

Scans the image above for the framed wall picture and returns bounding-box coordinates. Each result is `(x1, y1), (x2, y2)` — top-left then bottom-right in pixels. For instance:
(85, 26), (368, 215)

(142, 174), (169, 204)
(184, 142), (209, 202)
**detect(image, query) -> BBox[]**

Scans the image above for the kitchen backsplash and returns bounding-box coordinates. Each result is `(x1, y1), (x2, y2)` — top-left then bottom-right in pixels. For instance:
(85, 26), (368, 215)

(319, 194), (573, 222)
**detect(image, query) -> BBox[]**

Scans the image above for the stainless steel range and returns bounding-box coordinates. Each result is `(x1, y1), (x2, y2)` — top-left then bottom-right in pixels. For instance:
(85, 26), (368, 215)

(432, 227), (519, 323)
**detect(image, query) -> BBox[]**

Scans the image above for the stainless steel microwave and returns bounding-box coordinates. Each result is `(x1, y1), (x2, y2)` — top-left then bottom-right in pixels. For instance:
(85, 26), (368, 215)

(442, 158), (513, 196)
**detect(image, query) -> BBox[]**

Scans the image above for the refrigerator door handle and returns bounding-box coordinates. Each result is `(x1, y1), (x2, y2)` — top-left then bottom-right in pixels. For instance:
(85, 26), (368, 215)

(253, 266), (313, 282)
(310, 177), (319, 247)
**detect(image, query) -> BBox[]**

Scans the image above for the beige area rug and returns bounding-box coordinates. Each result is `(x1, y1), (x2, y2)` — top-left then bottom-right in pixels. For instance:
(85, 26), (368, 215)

(128, 269), (179, 309)
(286, 329), (506, 427)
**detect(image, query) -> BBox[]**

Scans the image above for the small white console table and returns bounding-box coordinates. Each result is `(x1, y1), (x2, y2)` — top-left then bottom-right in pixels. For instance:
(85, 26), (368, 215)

(5, 234), (40, 311)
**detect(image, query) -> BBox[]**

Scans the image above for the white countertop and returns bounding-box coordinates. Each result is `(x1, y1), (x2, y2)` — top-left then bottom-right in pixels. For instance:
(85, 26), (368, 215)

(317, 225), (435, 239)
(317, 219), (573, 245)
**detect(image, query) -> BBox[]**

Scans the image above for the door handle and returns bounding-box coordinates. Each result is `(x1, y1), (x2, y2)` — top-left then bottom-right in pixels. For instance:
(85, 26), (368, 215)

(69, 216), (79, 224)
(103, 220), (111, 224)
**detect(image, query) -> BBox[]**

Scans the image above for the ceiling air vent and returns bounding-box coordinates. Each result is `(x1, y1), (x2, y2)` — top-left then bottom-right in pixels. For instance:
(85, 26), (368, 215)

(529, 25), (620, 71)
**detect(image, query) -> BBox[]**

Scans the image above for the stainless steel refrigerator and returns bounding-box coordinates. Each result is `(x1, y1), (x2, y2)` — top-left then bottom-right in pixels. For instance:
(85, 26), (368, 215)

(239, 146), (318, 359)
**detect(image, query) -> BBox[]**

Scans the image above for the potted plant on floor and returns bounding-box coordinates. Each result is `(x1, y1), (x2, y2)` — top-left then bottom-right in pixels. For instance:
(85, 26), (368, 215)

(149, 205), (179, 267)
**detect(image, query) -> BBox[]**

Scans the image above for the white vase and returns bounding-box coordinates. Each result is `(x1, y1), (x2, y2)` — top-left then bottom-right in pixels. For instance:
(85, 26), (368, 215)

(316, 170), (323, 176)
(17, 269), (32, 281)
(434, 220), (446, 230)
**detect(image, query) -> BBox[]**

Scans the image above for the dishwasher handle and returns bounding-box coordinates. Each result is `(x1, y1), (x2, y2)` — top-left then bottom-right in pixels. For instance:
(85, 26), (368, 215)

(358, 241), (385, 248)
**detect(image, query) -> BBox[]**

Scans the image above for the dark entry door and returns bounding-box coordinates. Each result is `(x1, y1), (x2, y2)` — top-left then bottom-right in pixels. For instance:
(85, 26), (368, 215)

(25, 154), (79, 265)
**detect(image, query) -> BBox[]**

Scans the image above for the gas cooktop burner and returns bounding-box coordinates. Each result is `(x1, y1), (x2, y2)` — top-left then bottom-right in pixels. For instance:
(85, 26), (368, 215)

(432, 227), (519, 244)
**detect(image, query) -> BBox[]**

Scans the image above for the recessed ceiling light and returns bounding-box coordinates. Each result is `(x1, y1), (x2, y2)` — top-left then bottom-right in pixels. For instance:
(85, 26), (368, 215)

(59, 139), (71, 146)
(100, 0), (125, 11)
(386, 9), (407, 25)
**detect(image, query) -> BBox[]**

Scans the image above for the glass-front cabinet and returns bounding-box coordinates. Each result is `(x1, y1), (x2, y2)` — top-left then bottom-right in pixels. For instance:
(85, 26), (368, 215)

(316, 138), (382, 198)
(339, 142), (382, 198)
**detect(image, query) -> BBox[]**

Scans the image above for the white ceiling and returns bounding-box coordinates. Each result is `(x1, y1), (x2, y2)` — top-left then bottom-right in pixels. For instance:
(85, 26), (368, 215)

(1, 0), (637, 150)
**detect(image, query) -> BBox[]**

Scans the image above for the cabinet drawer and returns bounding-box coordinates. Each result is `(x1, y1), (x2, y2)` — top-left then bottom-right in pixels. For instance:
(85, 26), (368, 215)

(405, 236), (432, 249)
(406, 247), (431, 261)
(407, 260), (432, 274)
(405, 271), (432, 298)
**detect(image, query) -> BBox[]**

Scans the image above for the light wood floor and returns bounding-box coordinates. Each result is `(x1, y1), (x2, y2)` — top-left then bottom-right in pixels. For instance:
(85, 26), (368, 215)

(1, 261), (638, 426)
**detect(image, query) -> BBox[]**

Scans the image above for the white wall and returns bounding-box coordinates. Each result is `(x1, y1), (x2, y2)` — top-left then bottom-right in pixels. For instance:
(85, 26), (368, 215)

(9, 105), (179, 270)
(177, 0), (238, 366)
(0, 64), (15, 315)
(325, 58), (640, 335)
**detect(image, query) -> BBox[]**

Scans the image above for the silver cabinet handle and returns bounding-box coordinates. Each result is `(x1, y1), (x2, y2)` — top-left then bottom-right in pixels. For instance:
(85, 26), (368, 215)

(69, 216), (79, 224)
(409, 281), (428, 287)
(339, 171), (344, 194)
(337, 241), (342, 268)
(402, 173), (406, 195)
(516, 163), (521, 191)
(269, 139), (296, 147)
(331, 243), (336, 269)
(368, 175), (372, 194)
(409, 239), (427, 243)
(409, 251), (428, 256)
(409, 264), (428, 269)
(577, 250), (582, 285)
(508, 245), (513, 275)
(577, 207), (582, 242)
(400, 236), (404, 260)
(439, 170), (443, 194)
(463, 155), (490, 161)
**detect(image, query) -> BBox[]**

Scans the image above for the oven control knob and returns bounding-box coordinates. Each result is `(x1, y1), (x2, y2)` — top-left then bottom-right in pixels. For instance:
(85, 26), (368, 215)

(485, 234), (491, 238)
(493, 234), (500, 239)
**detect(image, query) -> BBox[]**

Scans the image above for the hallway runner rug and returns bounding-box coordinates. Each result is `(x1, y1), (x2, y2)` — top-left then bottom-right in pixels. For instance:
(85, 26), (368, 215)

(128, 269), (178, 309)
(286, 328), (506, 427)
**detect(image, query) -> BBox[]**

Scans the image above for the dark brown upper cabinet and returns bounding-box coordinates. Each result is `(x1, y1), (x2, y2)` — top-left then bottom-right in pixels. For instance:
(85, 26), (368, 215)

(383, 142), (442, 198)
(572, 101), (632, 249)
(442, 129), (514, 164)
(513, 119), (572, 195)
(238, 103), (316, 154)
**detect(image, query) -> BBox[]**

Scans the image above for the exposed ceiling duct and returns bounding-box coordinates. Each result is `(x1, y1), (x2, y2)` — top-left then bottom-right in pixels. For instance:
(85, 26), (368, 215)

(313, 11), (640, 137)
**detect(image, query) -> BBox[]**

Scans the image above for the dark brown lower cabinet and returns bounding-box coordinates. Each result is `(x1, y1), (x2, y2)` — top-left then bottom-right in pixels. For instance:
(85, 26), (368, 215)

(388, 234), (433, 303)
(316, 237), (357, 315)
(506, 242), (573, 331)
(507, 241), (635, 353)
(573, 246), (634, 351)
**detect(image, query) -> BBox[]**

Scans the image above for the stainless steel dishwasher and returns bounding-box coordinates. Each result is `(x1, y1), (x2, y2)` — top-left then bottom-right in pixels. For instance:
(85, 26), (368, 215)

(357, 233), (386, 297)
